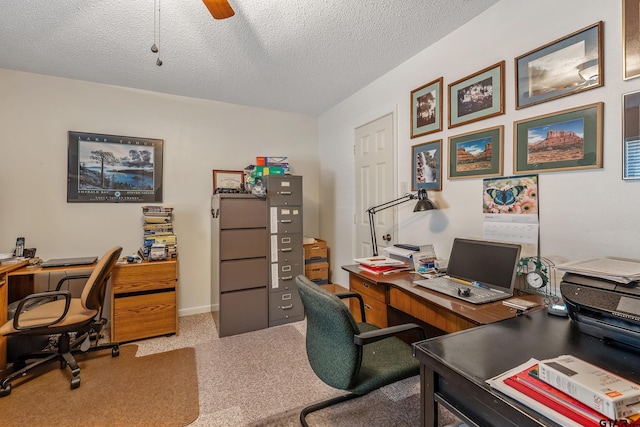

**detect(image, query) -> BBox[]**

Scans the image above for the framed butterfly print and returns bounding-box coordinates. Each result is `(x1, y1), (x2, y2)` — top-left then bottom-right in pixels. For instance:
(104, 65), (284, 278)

(483, 174), (538, 215)
(411, 77), (443, 138)
(513, 102), (603, 174)
(448, 125), (503, 180)
(411, 139), (442, 191)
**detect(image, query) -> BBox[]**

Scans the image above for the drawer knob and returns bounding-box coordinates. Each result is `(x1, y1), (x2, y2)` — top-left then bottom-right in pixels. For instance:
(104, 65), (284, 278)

(364, 304), (372, 311)
(362, 282), (370, 288)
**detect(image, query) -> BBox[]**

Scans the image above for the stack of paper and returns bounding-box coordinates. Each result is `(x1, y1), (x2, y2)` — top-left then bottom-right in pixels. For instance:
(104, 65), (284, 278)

(556, 258), (640, 284)
(354, 256), (411, 275)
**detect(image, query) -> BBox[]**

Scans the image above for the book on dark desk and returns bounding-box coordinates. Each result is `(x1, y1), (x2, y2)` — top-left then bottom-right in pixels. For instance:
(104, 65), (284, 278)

(357, 264), (411, 275)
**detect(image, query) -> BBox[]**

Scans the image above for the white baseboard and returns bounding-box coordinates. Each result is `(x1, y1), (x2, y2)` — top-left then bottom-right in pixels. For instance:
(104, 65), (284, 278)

(178, 304), (218, 317)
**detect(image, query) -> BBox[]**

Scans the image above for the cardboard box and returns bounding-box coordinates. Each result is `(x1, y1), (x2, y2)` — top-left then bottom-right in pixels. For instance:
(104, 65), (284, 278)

(538, 355), (640, 419)
(305, 261), (329, 284)
(304, 239), (327, 263)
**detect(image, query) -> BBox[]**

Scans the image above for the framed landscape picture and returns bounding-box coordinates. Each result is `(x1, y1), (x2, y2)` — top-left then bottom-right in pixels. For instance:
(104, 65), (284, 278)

(513, 102), (603, 174)
(448, 125), (503, 179)
(624, 0), (640, 80)
(515, 22), (603, 109)
(623, 90), (640, 179)
(67, 131), (164, 203)
(411, 77), (443, 138)
(448, 61), (505, 128)
(411, 139), (442, 191)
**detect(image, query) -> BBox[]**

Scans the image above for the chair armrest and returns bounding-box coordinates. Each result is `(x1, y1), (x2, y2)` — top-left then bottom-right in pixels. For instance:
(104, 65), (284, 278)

(353, 323), (426, 346)
(13, 291), (72, 330)
(335, 291), (366, 323)
(55, 273), (91, 291)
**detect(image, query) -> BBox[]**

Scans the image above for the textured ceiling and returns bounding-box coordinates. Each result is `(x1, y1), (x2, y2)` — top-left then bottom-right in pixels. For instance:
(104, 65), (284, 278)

(0, 0), (498, 116)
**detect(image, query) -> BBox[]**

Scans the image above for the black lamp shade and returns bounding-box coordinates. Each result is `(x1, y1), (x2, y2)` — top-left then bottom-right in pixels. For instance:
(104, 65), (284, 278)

(413, 189), (436, 212)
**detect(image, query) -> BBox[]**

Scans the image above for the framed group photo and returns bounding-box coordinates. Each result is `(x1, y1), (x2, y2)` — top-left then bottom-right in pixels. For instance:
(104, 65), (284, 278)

(515, 22), (603, 109)
(411, 139), (442, 191)
(448, 125), (503, 179)
(513, 102), (603, 174)
(448, 61), (505, 128)
(410, 77), (443, 138)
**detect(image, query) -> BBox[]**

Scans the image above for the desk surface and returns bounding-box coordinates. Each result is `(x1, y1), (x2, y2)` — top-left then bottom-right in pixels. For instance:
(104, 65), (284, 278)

(342, 265), (543, 326)
(7, 262), (96, 276)
(414, 310), (640, 426)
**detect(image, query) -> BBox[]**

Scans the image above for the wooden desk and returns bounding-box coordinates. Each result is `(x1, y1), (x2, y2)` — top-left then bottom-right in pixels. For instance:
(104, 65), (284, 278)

(413, 310), (640, 426)
(0, 260), (30, 369)
(342, 265), (543, 334)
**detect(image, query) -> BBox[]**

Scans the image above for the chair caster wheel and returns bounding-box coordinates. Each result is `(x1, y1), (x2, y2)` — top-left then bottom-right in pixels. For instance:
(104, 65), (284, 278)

(70, 377), (81, 389)
(0, 383), (11, 397)
(112, 347), (119, 357)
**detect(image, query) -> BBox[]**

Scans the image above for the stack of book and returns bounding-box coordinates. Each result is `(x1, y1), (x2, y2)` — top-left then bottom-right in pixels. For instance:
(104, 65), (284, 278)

(140, 206), (177, 261)
(354, 256), (411, 275)
(488, 355), (640, 426)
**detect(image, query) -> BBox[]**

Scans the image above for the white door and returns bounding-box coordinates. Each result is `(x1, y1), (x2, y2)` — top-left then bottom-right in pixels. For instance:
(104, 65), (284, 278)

(354, 113), (395, 258)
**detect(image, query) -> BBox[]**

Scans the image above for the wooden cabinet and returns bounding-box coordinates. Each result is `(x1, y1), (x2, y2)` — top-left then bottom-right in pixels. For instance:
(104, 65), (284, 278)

(349, 274), (387, 328)
(110, 259), (178, 343)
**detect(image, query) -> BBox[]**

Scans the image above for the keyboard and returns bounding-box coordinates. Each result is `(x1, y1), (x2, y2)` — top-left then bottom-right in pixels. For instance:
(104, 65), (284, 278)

(426, 276), (496, 298)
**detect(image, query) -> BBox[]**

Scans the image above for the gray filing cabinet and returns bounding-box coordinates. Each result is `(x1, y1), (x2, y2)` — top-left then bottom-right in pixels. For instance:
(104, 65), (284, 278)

(211, 193), (268, 337)
(265, 175), (305, 326)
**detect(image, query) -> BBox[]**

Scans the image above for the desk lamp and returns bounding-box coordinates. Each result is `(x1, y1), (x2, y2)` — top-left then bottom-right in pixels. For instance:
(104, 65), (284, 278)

(367, 189), (436, 256)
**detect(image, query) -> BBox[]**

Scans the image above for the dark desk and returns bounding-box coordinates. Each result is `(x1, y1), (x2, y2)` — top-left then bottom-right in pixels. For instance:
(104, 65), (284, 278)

(413, 310), (640, 426)
(342, 265), (543, 333)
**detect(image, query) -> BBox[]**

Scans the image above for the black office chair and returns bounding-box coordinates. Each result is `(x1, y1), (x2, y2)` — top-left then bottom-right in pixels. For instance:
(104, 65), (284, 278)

(295, 274), (426, 426)
(0, 246), (123, 396)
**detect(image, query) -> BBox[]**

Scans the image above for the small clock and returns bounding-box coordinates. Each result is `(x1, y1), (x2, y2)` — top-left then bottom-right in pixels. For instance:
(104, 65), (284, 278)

(526, 270), (547, 289)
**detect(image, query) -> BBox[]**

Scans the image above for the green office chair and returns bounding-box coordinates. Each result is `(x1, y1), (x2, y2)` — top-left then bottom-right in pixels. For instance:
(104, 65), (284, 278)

(295, 274), (426, 426)
(0, 246), (123, 396)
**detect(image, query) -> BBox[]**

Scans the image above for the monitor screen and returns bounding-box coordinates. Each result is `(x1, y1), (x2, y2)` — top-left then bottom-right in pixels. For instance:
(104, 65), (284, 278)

(446, 238), (522, 290)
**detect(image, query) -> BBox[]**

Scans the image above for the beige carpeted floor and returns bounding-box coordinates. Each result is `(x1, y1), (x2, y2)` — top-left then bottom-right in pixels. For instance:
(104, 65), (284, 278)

(131, 312), (461, 426)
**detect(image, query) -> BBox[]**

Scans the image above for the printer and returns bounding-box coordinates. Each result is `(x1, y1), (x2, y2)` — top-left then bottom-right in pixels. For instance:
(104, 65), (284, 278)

(561, 272), (640, 349)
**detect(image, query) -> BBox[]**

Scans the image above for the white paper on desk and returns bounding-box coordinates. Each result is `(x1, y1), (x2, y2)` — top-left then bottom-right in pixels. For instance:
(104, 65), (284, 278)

(486, 358), (583, 427)
(556, 258), (640, 283)
(383, 246), (416, 258)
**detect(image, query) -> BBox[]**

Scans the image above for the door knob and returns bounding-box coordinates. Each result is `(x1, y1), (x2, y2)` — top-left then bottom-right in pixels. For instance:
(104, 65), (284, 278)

(382, 234), (391, 242)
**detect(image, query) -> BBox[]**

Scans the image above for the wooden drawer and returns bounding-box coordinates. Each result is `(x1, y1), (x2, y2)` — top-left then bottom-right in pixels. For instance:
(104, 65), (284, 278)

(304, 239), (327, 262)
(349, 275), (386, 304)
(350, 293), (387, 328)
(113, 290), (176, 342)
(389, 287), (475, 333)
(112, 261), (176, 294)
(304, 262), (329, 284)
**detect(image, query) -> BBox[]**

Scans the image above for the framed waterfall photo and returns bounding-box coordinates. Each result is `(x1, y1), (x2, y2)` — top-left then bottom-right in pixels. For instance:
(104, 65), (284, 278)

(67, 131), (164, 203)
(412, 139), (442, 191)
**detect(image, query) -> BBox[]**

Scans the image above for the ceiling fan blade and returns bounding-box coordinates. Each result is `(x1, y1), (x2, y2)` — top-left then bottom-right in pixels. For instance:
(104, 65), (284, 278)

(202, 0), (235, 20)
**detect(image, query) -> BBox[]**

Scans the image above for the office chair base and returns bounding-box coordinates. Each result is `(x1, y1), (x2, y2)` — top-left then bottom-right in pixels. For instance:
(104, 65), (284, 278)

(300, 392), (362, 427)
(0, 332), (120, 397)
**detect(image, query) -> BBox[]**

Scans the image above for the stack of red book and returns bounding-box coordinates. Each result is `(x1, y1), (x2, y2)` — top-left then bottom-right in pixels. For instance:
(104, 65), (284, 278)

(488, 358), (640, 426)
(354, 256), (411, 275)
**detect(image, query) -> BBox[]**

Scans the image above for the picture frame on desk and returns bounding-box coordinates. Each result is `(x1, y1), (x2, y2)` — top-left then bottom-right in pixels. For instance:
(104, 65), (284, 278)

(410, 77), (443, 138)
(67, 131), (164, 203)
(411, 139), (442, 191)
(515, 22), (603, 109)
(448, 125), (503, 180)
(513, 103), (603, 174)
(212, 169), (245, 193)
(448, 61), (505, 128)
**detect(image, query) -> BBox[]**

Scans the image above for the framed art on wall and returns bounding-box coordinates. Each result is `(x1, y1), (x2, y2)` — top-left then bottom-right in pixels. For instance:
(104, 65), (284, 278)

(623, 90), (640, 179)
(448, 125), (503, 179)
(513, 102), (603, 174)
(411, 77), (443, 138)
(624, 0), (640, 80)
(515, 22), (603, 109)
(448, 61), (505, 129)
(411, 139), (442, 191)
(67, 131), (164, 203)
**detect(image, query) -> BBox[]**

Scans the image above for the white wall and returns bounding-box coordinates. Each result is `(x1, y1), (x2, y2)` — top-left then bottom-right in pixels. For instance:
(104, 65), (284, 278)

(319, 0), (640, 287)
(0, 70), (320, 315)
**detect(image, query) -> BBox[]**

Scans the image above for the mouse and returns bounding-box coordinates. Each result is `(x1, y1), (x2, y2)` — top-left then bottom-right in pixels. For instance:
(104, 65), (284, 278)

(457, 286), (471, 297)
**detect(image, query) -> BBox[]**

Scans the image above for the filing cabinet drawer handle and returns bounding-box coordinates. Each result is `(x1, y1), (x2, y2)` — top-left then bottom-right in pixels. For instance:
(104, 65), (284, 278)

(280, 219), (292, 223)
(281, 275), (293, 280)
(281, 247), (293, 252)
(278, 191), (292, 195)
(364, 304), (372, 311)
(280, 304), (293, 310)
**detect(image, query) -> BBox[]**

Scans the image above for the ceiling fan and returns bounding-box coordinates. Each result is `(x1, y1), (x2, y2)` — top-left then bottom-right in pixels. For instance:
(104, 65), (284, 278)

(202, 0), (235, 20)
